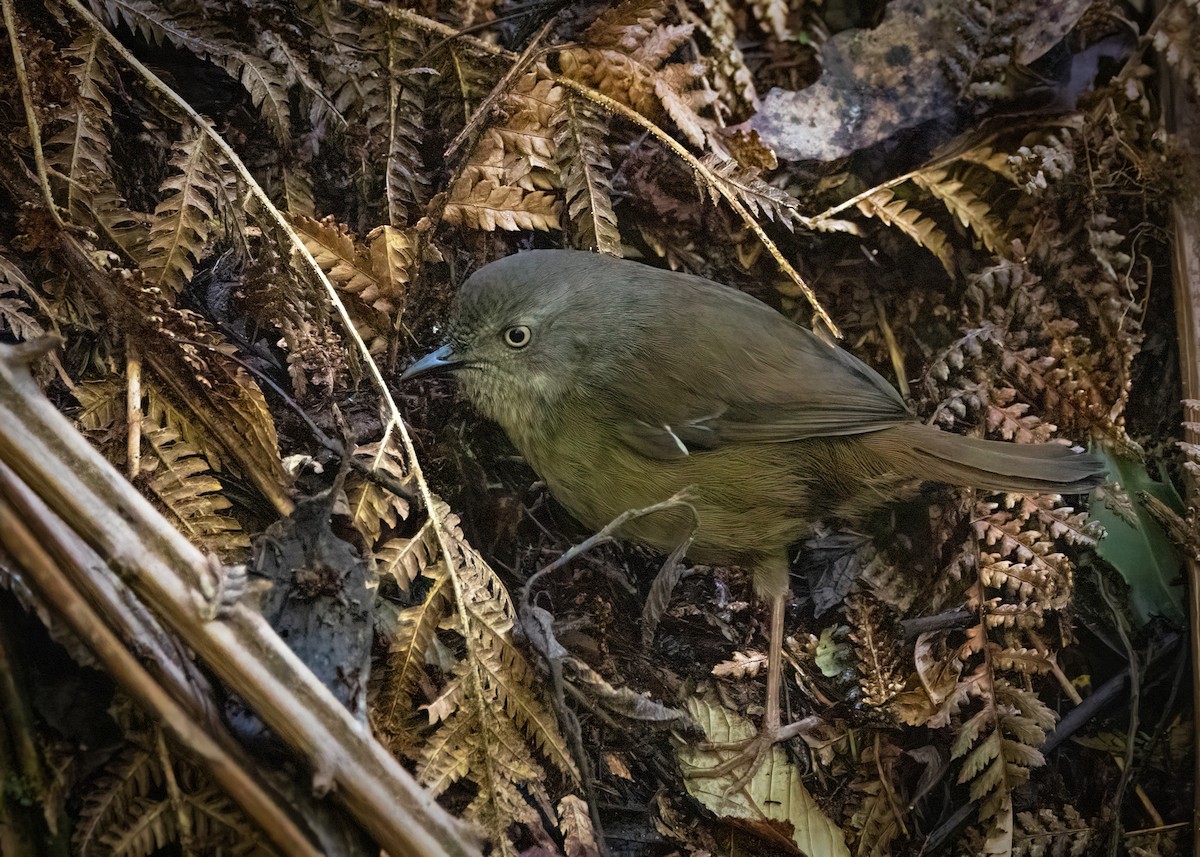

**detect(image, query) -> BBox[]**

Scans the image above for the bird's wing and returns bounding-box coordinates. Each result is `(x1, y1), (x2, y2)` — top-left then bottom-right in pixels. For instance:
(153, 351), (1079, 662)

(604, 280), (913, 461)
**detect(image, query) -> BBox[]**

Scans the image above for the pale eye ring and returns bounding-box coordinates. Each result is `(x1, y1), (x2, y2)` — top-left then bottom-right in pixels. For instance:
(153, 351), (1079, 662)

(502, 325), (531, 349)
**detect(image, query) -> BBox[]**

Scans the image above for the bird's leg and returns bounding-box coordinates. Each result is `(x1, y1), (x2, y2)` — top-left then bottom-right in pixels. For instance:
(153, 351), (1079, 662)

(689, 590), (809, 789)
(762, 589), (786, 737)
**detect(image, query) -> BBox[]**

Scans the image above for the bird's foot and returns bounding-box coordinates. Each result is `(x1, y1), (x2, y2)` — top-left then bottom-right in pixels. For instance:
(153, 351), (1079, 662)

(686, 718), (809, 793)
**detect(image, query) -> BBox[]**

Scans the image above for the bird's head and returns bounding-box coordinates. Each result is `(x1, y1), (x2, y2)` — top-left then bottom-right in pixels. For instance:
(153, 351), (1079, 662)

(401, 250), (641, 435)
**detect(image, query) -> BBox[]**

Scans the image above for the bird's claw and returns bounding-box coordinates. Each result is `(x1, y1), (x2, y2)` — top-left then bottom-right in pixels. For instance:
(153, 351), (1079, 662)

(687, 719), (809, 793)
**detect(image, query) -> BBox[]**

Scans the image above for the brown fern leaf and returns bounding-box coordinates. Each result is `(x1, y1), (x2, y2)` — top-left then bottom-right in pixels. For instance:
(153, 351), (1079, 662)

(849, 738), (905, 857)
(1153, 0), (1200, 100)
(240, 249), (349, 397)
(75, 733), (277, 857)
(369, 224), (430, 314)
(748, 0), (792, 42)
(91, 189), (154, 262)
(942, 0), (1029, 102)
(845, 593), (905, 707)
(698, 152), (804, 230)
(459, 71), (562, 198)
(259, 29), (343, 132)
(419, 685), (543, 856)
(97, 0), (293, 142)
(972, 500), (1074, 613)
(144, 383), (226, 473)
(373, 560), (453, 752)
(213, 53), (291, 144)
(0, 253), (45, 341)
(952, 675), (1057, 854)
(46, 32), (118, 224)
(302, 8), (430, 221)
(444, 176), (561, 232)
(74, 742), (158, 857)
(378, 21), (432, 222)
(385, 81), (432, 223)
(559, 0), (717, 147)
(375, 502), (579, 851)
(280, 163), (315, 218)
(151, 303), (290, 501)
(1013, 804), (1092, 857)
(374, 519), (438, 593)
(346, 439), (412, 544)
(138, 420), (249, 556)
(142, 129), (232, 298)
(293, 216), (412, 314)
(856, 187), (955, 276)
(890, 631), (967, 729)
(691, 0), (757, 115)
(913, 166), (1010, 257)
(558, 795), (599, 857)
(554, 95), (620, 253)
(495, 73), (562, 175)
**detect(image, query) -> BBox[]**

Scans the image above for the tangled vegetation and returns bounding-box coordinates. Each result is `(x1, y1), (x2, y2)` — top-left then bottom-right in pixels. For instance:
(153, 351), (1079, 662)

(0, 1), (1197, 856)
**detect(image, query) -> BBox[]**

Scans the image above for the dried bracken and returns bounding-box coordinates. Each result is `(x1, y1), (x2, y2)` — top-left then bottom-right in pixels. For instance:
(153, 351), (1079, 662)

(0, 1), (1192, 855)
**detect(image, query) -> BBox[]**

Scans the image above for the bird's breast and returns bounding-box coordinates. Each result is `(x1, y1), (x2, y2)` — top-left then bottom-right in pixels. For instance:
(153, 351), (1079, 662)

(512, 409), (822, 565)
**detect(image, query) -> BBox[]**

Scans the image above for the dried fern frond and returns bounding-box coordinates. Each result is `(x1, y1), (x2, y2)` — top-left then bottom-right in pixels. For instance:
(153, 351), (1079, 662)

(346, 438), (413, 545)
(912, 165), (1010, 258)
(351, 17), (431, 224)
(690, 0), (757, 116)
(46, 31), (118, 224)
(1151, 0), (1200, 100)
(846, 593), (905, 707)
(1013, 804), (1092, 857)
(952, 675), (1057, 854)
(697, 152), (803, 231)
(553, 94), (620, 253)
(890, 631), (968, 729)
(74, 731), (277, 857)
(143, 128), (237, 298)
(559, 0), (716, 147)
(942, 0), (1032, 102)
(448, 70), (566, 233)
(374, 503), (578, 853)
(0, 252), (47, 341)
(375, 518), (439, 593)
(292, 215), (426, 317)
(849, 737), (905, 857)
(94, 0), (293, 142)
(138, 415), (249, 556)
(855, 187), (955, 276)
(972, 498), (1076, 614)
(444, 176), (562, 232)
(143, 299), (290, 505)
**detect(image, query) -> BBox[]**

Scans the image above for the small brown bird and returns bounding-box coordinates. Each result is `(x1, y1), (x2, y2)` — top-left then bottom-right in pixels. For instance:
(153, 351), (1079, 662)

(403, 249), (1104, 769)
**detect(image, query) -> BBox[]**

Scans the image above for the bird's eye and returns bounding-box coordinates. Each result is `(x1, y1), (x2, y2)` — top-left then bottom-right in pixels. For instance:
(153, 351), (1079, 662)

(502, 325), (531, 349)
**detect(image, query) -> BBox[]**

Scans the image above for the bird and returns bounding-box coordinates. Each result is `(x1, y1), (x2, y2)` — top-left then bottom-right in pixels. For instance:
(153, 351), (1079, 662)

(401, 249), (1105, 775)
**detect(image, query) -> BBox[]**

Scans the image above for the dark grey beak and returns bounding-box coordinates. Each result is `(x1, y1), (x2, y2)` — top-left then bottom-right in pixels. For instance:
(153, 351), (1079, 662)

(400, 343), (463, 382)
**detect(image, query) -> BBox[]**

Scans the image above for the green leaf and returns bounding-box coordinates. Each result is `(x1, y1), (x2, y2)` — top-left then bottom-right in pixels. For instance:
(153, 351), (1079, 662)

(1092, 449), (1185, 625)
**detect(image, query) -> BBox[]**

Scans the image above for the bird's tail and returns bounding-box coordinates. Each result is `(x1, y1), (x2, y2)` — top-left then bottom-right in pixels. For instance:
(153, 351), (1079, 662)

(865, 423), (1106, 494)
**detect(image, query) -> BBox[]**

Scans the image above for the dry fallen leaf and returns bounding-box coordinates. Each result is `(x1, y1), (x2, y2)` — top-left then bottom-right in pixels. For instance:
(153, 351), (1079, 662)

(675, 696), (849, 857)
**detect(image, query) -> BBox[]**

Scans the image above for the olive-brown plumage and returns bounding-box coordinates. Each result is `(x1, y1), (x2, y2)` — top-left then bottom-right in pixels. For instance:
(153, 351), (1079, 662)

(403, 249), (1105, 763)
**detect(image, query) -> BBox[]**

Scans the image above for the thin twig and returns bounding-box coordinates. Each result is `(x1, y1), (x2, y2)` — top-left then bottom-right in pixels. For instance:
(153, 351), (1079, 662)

(2, 0), (65, 229)
(1160, 9), (1200, 843)
(126, 338), (142, 481)
(521, 490), (697, 594)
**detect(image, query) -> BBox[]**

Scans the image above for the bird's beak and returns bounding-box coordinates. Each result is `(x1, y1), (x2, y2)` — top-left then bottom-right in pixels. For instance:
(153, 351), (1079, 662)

(400, 343), (463, 382)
